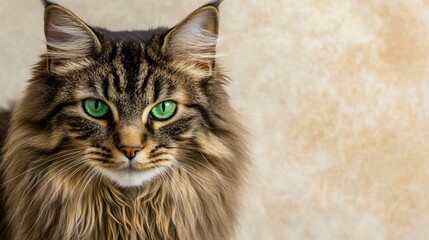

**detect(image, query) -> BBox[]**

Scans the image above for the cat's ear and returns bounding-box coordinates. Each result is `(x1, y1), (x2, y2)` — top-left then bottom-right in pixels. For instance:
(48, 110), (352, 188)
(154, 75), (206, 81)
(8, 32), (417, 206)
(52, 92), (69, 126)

(162, 1), (221, 79)
(43, 1), (101, 73)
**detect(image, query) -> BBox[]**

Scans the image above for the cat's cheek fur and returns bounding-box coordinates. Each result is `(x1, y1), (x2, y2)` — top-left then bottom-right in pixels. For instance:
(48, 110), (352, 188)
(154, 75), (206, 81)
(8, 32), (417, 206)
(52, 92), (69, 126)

(196, 132), (232, 158)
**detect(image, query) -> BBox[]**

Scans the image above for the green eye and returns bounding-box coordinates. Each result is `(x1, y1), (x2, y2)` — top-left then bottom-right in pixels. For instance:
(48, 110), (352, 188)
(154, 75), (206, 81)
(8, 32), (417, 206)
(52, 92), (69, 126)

(150, 101), (177, 121)
(83, 99), (110, 119)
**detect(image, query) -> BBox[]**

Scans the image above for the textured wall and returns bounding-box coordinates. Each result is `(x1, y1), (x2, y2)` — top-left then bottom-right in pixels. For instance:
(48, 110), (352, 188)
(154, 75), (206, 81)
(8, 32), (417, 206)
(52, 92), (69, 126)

(2, 0), (429, 239)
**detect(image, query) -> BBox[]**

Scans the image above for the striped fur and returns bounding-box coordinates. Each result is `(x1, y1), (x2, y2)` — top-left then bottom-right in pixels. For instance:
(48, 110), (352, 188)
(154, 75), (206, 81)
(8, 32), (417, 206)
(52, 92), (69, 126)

(0, 1), (248, 239)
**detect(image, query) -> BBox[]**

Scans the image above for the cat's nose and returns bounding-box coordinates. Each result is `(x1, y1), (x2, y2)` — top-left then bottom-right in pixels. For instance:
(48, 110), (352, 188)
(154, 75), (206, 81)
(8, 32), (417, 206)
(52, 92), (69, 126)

(119, 146), (143, 160)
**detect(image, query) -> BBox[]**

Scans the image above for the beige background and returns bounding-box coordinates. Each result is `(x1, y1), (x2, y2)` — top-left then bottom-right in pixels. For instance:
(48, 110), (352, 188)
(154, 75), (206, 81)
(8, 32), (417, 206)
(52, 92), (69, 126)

(2, 0), (429, 239)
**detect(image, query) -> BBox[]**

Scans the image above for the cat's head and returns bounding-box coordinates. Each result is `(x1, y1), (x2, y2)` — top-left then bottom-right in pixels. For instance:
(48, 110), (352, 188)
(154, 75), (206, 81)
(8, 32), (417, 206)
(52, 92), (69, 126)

(16, 0), (234, 187)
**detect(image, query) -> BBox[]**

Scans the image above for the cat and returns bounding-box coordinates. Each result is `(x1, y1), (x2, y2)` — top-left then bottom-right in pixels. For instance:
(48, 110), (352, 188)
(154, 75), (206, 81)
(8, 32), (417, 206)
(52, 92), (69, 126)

(0, 0), (248, 239)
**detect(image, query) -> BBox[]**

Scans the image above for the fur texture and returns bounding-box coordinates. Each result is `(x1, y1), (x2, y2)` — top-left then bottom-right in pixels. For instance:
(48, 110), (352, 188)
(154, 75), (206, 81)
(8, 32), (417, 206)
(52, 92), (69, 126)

(0, 1), (248, 239)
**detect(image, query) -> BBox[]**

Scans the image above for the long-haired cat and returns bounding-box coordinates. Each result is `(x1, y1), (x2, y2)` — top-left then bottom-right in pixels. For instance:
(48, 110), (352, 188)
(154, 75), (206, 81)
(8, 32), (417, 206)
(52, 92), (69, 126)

(0, 0), (248, 239)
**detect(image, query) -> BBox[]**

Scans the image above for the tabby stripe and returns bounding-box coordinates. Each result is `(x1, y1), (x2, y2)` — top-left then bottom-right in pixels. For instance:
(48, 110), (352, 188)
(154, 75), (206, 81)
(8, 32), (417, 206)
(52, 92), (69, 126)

(112, 42), (124, 92)
(68, 125), (95, 133)
(150, 151), (167, 158)
(158, 116), (195, 139)
(166, 83), (176, 96)
(141, 67), (152, 94)
(122, 43), (143, 93)
(113, 71), (122, 93)
(171, 135), (186, 142)
(86, 80), (99, 95)
(102, 77), (111, 100)
(38, 101), (76, 126)
(66, 119), (99, 139)
(184, 104), (216, 129)
(147, 159), (168, 164)
(142, 133), (148, 143)
(150, 144), (167, 154)
(92, 158), (114, 164)
(97, 145), (112, 153)
(75, 131), (95, 140)
(88, 151), (113, 158)
(109, 42), (118, 62)
(144, 46), (158, 67)
(64, 116), (93, 128)
(152, 77), (161, 102)
(24, 136), (71, 156)
(135, 66), (149, 93)
(145, 121), (154, 134)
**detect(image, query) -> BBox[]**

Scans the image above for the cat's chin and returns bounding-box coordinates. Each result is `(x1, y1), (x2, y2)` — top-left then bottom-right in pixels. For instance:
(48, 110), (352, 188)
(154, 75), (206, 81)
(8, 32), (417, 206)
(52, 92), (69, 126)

(102, 167), (163, 187)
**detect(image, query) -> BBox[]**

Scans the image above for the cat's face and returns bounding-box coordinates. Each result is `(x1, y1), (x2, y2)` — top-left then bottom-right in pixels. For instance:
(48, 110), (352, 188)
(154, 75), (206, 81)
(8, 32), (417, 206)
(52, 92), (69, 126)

(36, 2), (224, 187)
(65, 52), (197, 187)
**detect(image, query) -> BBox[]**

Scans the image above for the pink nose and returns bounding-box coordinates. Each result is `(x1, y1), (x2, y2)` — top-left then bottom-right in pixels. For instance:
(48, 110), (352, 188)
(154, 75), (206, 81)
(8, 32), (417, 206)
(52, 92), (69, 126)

(119, 146), (142, 159)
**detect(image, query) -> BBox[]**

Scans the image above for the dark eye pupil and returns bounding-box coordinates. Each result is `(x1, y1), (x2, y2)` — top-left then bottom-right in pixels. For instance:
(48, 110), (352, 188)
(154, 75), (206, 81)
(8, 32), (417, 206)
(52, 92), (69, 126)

(95, 101), (100, 111)
(161, 102), (166, 112)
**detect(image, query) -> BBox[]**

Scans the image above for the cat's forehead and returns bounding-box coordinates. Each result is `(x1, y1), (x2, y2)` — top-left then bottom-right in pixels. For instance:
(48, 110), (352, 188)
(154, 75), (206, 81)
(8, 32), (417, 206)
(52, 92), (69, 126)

(96, 28), (169, 44)
(96, 28), (164, 65)
(72, 30), (187, 116)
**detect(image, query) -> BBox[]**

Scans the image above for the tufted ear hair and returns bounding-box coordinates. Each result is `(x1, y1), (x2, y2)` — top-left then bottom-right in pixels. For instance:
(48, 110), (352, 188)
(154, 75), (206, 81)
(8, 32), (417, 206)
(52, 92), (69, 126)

(43, 1), (101, 74)
(162, 1), (221, 79)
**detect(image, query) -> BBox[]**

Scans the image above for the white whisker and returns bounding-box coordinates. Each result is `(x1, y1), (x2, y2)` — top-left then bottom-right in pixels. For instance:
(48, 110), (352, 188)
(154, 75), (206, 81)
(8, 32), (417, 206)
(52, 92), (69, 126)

(23, 162), (89, 239)
(1, 149), (80, 185)
(2, 151), (82, 235)
(171, 151), (239, 185)
(18, 155), (84, 237)
(158, 167), (180, 211)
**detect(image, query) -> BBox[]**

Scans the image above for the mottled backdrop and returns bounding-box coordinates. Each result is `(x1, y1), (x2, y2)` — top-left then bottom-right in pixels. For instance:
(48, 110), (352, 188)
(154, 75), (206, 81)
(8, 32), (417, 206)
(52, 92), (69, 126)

(1, 0), (429, 239)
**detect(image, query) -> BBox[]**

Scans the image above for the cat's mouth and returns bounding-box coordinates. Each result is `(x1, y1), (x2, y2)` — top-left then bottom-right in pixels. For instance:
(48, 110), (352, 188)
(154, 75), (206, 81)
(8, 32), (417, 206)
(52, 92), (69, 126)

(117, 165), (141, 174)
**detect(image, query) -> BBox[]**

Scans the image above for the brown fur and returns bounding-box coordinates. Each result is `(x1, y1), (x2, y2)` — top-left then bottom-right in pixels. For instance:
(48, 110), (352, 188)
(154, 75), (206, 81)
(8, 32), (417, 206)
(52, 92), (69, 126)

(0, 1), (248, 239)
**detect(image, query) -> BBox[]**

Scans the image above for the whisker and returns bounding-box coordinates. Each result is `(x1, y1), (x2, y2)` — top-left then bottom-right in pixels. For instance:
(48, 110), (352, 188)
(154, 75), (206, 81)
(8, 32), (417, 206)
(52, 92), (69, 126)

(157, 167), (180, 212)
(171, 152), (239, 185)
(171, 161), (209, 191)
(63, 166), (94, 239)
(163, 168), (186, 209)
(1, 149), (81, 185)
(1, 152), (82, 235)
(23, 162), (89, 239)
(174, 160), (218, 185)
(75, 168), (98, 232)
(17, 156), (84, 236)
(165, 167), (199, 223)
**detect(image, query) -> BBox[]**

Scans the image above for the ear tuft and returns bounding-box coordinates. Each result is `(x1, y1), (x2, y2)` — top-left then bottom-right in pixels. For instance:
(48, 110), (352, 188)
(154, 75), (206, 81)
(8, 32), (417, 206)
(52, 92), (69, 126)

(40, 0), (53, 7)
(163, 5), (220, 79)
(207, 0), (223, 8)
(44, 4), (101, 59)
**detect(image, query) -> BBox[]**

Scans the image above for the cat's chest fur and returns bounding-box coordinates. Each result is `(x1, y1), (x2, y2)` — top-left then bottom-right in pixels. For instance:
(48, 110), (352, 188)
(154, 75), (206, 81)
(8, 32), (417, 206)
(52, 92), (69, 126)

(3, 169), (234, 240)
